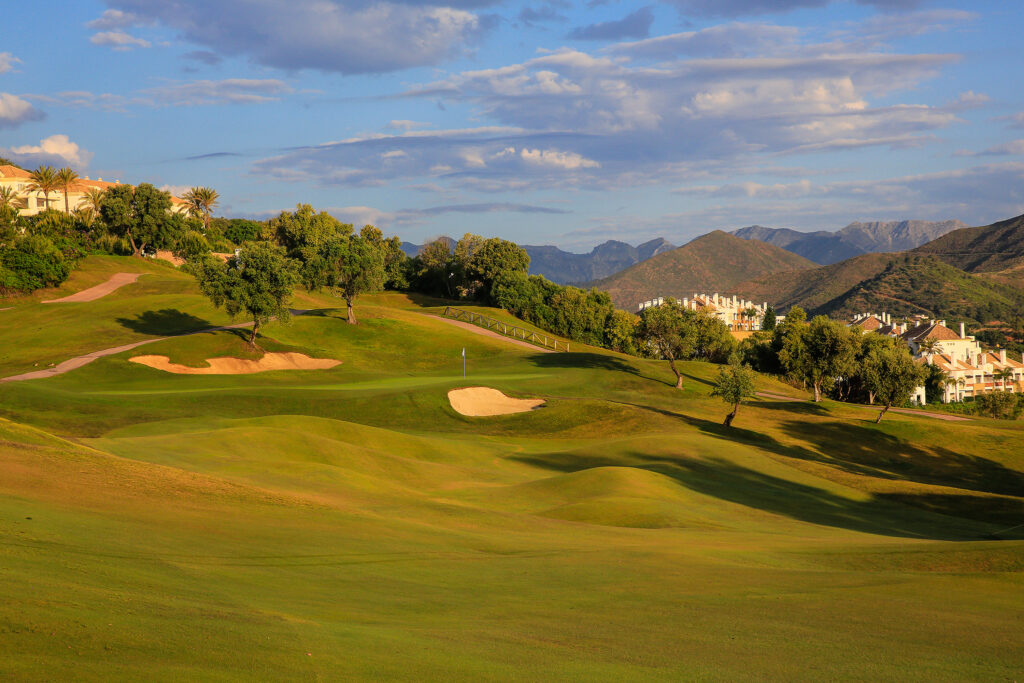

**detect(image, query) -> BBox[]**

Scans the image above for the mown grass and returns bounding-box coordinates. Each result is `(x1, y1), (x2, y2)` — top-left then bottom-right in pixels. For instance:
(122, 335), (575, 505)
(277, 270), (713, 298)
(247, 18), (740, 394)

(1, 255), (1023, 680)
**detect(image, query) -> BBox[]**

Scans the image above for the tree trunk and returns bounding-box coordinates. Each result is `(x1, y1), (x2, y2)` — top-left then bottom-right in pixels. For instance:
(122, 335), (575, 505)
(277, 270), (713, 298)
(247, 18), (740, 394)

(63, 189), (70, 215)
(723, 403), (738, 427)
(126, 230), (141, 257)
(668, 358), (683, 389)
(248, 319), (261, 347)
(813, 381), (822, 402)
(875, 403), (891, 424)
(346, 296), (356, 325)
(868, 391), (875, 405)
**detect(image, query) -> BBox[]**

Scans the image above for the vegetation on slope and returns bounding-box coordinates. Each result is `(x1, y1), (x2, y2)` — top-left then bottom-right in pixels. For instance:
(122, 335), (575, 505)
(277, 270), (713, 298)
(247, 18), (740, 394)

(913, 212), (1024, 273)
(733, 252), (891, 312)
(816, 254), (1024, 324)
(590, 231), (816, 311)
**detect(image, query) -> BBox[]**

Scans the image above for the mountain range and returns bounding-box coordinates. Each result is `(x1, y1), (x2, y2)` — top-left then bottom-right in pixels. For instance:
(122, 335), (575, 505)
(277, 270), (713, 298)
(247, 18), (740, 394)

(589, 231), (816, 311)
(732, 220), (967, 265)
(732, 214), (1024, 324)
(400, 237), (676, 284)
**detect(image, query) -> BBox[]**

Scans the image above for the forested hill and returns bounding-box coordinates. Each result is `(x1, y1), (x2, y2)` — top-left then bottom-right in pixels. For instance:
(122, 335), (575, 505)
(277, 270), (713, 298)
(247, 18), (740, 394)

(588, 230), (816, 311)
(912, 213), (1024, 278)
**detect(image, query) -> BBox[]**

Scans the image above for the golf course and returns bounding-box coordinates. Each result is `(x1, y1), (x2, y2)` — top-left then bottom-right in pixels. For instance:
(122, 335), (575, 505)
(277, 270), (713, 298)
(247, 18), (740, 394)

(1, 255), (1023, 681)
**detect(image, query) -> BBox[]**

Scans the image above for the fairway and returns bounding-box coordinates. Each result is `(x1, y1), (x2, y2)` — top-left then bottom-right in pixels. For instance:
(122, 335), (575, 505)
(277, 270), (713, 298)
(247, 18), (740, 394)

(1, 256), (1023, 681)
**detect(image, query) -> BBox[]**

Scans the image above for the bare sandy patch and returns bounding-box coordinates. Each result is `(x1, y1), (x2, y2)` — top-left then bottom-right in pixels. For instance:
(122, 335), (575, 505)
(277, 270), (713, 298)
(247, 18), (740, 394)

(43, 273), (143, 303)
(129, 352), (341, 375)
(448, 387), (546, 417)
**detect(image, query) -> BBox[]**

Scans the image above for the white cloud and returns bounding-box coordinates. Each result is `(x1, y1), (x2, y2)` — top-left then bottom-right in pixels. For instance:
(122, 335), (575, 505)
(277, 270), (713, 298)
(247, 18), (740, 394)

(956, 139), (1024, 157)
(87, 9), (144, 30)
(144, 79), (293, 106)
(0, 52), (18, 74)
(90, 31), (152, 51)
(520, 148), (600, 169)
(159, 184), (192, 197)
(3, 135), (93, 168)
(0, 93), (45, 129)
(102, 0), (484, 74)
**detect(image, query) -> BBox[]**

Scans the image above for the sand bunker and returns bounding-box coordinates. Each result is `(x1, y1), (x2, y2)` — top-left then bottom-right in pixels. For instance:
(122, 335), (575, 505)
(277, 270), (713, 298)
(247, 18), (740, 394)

(130, 352), (341, 375)
(448, 387), (546, 417)
(44, 272), (143, 303)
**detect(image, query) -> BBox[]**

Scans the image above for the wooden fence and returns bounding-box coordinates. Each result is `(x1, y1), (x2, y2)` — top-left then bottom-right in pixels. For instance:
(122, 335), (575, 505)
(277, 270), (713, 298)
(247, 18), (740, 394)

(443, 306), (570, 352)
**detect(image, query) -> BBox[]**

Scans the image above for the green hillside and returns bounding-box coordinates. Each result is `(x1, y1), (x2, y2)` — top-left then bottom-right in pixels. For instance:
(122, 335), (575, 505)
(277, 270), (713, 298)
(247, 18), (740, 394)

(913, 212), (1024, 274)
(590, 231), (815, 311)
(2, 255), (1024, 680)
(734, 252), (891, 312)
(814, 255), (1024, 323)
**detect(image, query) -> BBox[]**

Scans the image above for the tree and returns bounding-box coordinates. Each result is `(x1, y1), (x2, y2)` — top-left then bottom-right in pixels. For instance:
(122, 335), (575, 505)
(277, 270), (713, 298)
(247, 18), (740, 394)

(183, 186), (219, 232)
(99, 183), (179, 256)
(861, 345), (925, 423)
(271, 204), (350, 256)
(691, 310), (736, 363)
(637, 299), (696, 389)
(303, 230), (385, 324)
(761, 305), (776, 332)
(28, 165), (60, 212)
(918, 338), (943, 355)
(173, 230), (212, 265)
(993, 367), (1016, 392)
(360, 224), (408, 290)
(0, 185), (25, 211)
(605, 309), (639, 355)
(72, 206), (96, 229)
(775, 306), (810, 386)
(711, 363), (757, 427)
(471, 237), (530, 301)
(56, 167), (79, 214)
(195, 241), (298, 346)
(803, 316), (858, 402)
(414, 237), (455, 297)
(82, 187), (105, 214)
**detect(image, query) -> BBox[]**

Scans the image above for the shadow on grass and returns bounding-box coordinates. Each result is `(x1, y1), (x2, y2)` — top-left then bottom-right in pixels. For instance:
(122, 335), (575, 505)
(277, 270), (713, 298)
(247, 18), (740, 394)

(510, 409), (1024, 540)
(116, 309), (213, 336)
(530, 352), (643, 377)
(750, 399), (830, 416)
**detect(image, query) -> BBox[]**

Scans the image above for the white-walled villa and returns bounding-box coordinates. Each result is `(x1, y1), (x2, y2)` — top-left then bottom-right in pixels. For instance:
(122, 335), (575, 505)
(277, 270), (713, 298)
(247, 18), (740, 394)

(639, 293), (770, 332)
(0, 165), (188, 215)
(850, 312), (1024, 404)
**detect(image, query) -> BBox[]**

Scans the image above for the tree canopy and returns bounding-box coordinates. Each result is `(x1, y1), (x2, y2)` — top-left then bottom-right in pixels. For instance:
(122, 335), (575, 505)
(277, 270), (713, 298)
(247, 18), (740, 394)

(195, 241), (299, 345)
(711, 363), (757, 427)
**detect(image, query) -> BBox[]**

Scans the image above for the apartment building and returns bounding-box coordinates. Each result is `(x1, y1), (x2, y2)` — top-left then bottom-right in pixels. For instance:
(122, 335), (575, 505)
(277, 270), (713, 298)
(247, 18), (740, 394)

(0, 165), (188, 215)
(638, 293), (770, 332)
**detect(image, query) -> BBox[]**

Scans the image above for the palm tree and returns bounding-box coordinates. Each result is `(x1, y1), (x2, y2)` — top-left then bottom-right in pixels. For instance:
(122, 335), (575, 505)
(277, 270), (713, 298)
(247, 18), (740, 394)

(943, 376), (958, 403)
(82, 187), (106, 213)
(56, 167), (79, 214)
(73, 206), (96, 228)
(0, 185), (25, 211)
(993, 367), (1015, 392)
(918, 338), (943, 356)
(28, 165), (60, 212)
(183, 186), (219, 232)
(956, 377), (967, 402)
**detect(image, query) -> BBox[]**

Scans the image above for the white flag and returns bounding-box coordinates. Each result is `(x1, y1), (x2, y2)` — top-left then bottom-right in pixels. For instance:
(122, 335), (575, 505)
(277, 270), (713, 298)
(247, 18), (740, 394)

(461, 347), (465, 357)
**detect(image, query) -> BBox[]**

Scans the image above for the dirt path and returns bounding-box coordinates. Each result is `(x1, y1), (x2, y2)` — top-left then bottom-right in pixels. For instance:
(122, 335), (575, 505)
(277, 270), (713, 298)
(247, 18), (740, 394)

(43, 273), (144, 304)
(0, 311), (312, 383)
(429, 315), (554, 353)
(755, 391), (973, 421)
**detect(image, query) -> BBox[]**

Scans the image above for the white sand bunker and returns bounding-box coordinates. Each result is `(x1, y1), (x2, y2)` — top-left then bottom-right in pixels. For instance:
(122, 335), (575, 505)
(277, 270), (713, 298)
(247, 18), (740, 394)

(448, 387), (546, 417)
(130, 352), (341, 375)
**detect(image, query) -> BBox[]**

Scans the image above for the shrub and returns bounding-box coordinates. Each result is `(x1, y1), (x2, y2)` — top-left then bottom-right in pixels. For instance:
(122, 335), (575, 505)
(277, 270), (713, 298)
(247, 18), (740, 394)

(975, 392), (1022, 420)
(0, 234), (71, 293)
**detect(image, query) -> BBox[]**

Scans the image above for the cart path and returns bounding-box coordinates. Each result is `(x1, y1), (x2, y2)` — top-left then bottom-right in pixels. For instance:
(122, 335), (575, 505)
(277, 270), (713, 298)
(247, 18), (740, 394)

(428, 315), (554, 353)
(42, 273), (144, 303)
(0, 310), (312, 383)
(755, 392), (973, 421)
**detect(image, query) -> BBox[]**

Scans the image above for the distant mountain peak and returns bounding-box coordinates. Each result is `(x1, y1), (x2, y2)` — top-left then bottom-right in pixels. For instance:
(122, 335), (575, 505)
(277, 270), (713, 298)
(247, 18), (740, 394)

(732, 219), (966, 265)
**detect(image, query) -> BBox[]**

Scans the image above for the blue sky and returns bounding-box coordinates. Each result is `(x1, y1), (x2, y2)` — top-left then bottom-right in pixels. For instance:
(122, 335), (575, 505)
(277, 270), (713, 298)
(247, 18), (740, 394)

(2, 0), (1022, 249)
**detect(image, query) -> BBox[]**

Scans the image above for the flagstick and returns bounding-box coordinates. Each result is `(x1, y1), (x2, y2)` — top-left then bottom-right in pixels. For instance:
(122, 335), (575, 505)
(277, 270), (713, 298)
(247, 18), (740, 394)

(462, 348), (466, 378)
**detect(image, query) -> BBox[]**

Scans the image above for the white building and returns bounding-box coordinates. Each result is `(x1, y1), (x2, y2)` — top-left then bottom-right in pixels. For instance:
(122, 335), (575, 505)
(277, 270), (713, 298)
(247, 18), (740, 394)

(850, 312), (1024, 404)
(0, 164), (189, 216)
(639, 293), (770, 332)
